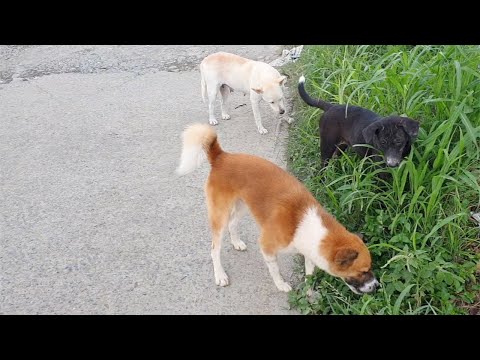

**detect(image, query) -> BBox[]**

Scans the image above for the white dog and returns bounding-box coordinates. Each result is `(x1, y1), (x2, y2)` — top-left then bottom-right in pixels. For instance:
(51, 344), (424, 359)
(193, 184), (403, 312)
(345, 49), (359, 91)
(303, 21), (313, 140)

(200, 52), (291, 135)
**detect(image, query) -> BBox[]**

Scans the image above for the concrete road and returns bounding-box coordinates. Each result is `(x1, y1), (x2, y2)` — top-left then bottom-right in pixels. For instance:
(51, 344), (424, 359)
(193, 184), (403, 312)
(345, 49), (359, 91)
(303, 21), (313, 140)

(0, 45), (299, 314)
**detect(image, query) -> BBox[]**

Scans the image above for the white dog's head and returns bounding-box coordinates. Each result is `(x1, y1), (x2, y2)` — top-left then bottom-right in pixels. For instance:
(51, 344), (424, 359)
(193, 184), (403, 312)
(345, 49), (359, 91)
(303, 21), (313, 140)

(252, 76), (287, 115)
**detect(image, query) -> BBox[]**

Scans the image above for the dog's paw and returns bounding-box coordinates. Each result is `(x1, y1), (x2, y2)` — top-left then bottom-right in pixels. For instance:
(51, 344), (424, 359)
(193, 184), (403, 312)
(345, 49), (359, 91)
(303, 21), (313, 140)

(222, 113), (231, 120)
(258, 127), (268, 135)
(209, 118), (219, 126)
(276, 281), (292, 292)
(215, 271), (229, 287)
(232, 240), (247, 251)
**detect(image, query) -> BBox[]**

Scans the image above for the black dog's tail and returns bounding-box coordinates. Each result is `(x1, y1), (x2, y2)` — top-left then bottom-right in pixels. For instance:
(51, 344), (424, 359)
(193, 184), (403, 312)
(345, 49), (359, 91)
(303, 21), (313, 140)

(298, 76), (332, 111)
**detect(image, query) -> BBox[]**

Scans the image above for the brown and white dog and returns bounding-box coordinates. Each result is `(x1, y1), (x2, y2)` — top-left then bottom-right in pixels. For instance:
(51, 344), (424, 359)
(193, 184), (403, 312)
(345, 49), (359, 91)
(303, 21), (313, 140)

(176, 123), (379, 294)
(200, 52), (291, 135)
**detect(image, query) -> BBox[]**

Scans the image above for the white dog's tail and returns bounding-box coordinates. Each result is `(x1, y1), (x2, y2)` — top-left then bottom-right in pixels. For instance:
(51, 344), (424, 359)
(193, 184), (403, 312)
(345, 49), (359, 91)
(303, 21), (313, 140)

(176, 123), (223, 176)
(200, 67), (207, 104)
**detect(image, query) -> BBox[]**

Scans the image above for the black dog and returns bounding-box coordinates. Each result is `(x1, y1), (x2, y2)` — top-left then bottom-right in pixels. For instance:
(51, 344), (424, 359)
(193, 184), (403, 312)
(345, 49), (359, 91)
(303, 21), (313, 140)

(298, 76), (420, 167)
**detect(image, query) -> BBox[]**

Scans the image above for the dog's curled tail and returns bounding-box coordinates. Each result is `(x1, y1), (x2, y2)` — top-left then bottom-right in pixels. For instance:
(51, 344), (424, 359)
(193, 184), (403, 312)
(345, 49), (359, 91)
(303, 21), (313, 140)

(176, 123), (223, 176)
(298, 75), (332, 111)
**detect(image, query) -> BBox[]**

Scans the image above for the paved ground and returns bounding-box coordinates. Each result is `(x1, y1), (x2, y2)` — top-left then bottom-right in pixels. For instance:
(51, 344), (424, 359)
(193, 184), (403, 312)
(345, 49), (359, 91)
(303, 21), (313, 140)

(0, 45), (301, 314)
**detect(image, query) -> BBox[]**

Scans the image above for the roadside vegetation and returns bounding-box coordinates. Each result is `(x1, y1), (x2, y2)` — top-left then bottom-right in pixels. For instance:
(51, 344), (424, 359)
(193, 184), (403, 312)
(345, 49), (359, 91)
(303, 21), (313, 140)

(286, 45), (480, 314)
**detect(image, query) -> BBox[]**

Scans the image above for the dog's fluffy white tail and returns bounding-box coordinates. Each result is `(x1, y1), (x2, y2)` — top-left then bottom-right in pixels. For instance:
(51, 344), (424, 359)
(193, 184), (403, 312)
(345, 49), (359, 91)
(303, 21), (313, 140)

(176, 123), (220, 176)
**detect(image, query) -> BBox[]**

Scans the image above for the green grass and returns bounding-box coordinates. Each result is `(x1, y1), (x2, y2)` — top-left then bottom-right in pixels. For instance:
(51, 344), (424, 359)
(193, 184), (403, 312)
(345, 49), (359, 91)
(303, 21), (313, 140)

(286, 45), (480, 315)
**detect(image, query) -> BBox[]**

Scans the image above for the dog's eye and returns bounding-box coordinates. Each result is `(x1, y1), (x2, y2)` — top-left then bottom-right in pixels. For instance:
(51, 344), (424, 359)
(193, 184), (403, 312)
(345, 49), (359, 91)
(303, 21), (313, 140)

(270, 101), (275, 104)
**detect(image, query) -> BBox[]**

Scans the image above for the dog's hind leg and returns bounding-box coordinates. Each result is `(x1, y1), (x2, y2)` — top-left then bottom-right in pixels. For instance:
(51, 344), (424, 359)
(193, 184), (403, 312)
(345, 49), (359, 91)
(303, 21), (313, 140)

(228, 200), (248, 251)
(320, 140), (338, 166)
(200, 70), (207, 104)
(320, 117), (341, 165)
(335, 143), (348, 154)
(206, 184), (234, 287)
(219, 85), (231, 120)
(207, 84), (220, 126)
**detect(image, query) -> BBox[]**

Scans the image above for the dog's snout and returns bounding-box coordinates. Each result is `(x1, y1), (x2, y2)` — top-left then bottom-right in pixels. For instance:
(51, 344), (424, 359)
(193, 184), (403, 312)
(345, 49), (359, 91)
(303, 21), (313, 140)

(279, 109), (285, 114)
(385, 157), (400, 167)
(358, 278), (380, 294)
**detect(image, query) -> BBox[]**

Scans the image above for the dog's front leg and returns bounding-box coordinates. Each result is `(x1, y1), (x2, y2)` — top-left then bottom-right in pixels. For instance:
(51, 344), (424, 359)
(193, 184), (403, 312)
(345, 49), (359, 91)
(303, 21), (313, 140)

(262, 251), (292, 292)
(305, 257), (315, 276)
(250, 91), (268, 135)
(219, 85), (231, 120)
(207, 85), (219, 125)
(305, 256), (315, 297)
(281, 101), (294, 124)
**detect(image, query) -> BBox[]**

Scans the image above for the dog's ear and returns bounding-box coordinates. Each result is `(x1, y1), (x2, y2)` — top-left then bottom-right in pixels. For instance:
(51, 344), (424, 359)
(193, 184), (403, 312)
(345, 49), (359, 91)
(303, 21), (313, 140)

(277, 75), (287, 86)
(399, 118), (420, 138)
(335, 248), (359, 269)
(251, 87), (263, 94)
(362, 121), (382, 143)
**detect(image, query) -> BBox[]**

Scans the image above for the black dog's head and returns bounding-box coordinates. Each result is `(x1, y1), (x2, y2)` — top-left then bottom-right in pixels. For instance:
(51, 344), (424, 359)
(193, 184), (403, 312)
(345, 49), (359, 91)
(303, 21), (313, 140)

(362, 116), (420, 167)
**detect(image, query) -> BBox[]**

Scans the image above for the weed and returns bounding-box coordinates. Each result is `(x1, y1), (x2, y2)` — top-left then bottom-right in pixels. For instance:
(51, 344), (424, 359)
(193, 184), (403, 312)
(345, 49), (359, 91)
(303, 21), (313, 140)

(287, 45), (480, 315)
